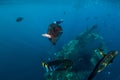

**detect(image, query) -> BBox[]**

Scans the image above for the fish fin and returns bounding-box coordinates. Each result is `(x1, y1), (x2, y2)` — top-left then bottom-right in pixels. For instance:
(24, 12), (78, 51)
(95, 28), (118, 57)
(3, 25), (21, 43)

(97, 48), (106, 57)
(100, 52), (106, 57)
(53, 64), (63, 71)
(42, 33), (52, 38)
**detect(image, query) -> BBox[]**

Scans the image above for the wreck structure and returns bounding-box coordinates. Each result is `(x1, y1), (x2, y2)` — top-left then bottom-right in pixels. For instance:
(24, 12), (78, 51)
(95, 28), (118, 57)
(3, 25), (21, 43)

(45, 24), (106, 80)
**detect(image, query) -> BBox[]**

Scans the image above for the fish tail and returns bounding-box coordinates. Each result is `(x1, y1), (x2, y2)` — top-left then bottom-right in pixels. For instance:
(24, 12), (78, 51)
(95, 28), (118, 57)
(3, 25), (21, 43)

(88, 71), (97, 80)
(42, 62), (49, 72)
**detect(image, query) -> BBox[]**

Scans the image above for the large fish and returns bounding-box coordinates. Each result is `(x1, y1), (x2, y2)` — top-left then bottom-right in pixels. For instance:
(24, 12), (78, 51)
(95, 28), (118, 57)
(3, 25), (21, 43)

(42, 19), (63, 45)
(42, 59), (73, 72)
(88, 50), (118, 80)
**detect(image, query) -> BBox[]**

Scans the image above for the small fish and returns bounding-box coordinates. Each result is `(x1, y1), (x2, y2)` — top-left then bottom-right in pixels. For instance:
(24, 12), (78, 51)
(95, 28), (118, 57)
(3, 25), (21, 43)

(88, 50), (118, 80)
(16, 17), (23, 22)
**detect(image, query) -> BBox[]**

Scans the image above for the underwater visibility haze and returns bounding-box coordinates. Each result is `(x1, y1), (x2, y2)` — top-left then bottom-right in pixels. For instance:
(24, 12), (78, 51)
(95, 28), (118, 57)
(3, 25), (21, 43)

(0, 0), (120, 80)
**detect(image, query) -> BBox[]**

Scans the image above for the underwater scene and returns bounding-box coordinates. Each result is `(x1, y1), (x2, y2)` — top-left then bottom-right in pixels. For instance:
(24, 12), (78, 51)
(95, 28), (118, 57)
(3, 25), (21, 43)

(0, 0), (120, 80)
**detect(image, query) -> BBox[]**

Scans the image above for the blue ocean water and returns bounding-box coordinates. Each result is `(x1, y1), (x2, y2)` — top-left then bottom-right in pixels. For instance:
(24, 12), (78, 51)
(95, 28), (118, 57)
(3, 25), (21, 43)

(0, 0), (120, 80)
